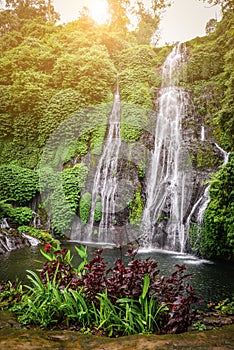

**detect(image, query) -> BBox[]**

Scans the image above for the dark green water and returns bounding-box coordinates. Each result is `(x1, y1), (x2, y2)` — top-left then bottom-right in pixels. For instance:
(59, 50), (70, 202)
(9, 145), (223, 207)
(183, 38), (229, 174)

(0, 242), (233, 305)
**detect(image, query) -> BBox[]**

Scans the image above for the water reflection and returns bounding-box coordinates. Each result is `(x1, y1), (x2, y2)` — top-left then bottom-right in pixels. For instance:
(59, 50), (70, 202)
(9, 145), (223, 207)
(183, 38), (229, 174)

(0, 243), (233, 305)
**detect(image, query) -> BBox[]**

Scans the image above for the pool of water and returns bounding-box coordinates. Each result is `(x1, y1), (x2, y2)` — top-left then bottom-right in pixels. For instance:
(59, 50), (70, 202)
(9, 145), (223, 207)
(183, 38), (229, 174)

(0, 242), (233, 305)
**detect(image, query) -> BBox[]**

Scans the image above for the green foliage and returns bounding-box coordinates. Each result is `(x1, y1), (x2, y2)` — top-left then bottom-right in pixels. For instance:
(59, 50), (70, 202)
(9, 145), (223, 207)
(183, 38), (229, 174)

(117, 45), (165, 108)
(195, 145), (218, 169)
(0, 202), (34, 228)
(189, 223), (204, 254)
(40, 163), (88, 235)
(39, 103), (111, 167)
(192, 321), (207, 331)
(51, 188), (76, 235)
(121, 103), (149, 142)
(3, 0), (59, 24)
(62, 164), (88, 211)
(128, 189), (144, 226)
(52, 46), (116, 105)
(79, 192), (92, 224)
(107, 0), (131, 33)
(0, 279), (23, 310)
(10, 207), (33, 225)
(0, 6), (168, 169)
(38, 88), (85, 147)
(217, 47), (234, 150)
(185, 10), (234, 151)
(85, 104), (111, 155)
(94, 196), (102, 222)
(202, 153), (234, 259)
(93, 290), (166, 336)
(132, 0), (170, 46)
(0, 165), (39, 205)
(11, 270), (66, 327)
(0, 199), (13, 219)
(214, 296), (234, 315)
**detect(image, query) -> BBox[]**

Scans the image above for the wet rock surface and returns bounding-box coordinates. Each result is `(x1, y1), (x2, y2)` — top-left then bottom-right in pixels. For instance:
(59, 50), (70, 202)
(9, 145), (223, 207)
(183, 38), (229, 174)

(0, 311), (234, 350)
(0, 227), (41, 254)
(0, 229), (31, 254)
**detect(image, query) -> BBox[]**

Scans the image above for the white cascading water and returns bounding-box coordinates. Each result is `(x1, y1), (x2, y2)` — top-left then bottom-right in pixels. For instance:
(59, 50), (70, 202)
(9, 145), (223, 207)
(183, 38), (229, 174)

(141, 44), (192, 252)
(201, 126), (205, 141)
(21, 233), (41, 246)
(0, 218), (10, 229)
(196, 143), (229, 225)
(87, 86), (121, 243)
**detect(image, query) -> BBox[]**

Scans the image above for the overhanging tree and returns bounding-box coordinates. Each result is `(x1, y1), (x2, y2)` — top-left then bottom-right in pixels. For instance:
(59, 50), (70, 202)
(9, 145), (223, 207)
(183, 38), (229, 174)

(199, 0), (234, 12)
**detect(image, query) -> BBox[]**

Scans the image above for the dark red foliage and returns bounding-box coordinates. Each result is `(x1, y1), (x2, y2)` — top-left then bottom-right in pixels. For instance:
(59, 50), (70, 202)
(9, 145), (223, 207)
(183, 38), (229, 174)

(40, 248), (75, 289)
(158, 264), (202, 333)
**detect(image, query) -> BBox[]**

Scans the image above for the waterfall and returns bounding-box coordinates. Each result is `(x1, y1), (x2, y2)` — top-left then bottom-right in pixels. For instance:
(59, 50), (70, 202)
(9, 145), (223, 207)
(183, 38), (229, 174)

(21, 233), (41, 246)
(1, 218), (10, 229)
(215, 143), (229, 165)
(87, 86), (121, 244)
(201, 126), (205, 141)
(31, 211), (41, 228)
(195, 144), (229, 225)
(141, 44), (192, 252)
(196, 185), (210, 225)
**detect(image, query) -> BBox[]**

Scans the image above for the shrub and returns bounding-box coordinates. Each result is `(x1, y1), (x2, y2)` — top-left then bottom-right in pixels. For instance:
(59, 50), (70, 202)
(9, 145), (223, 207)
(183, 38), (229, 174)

(0, 165), (39, 205)
(79, 192), (92, 224)
(0, 279), (23, 310)
(10, 207), (33, 225)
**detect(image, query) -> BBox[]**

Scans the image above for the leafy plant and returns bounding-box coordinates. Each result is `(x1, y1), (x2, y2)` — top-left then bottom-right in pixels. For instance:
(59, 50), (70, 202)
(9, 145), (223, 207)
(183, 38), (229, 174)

(62, 163), (88, 211)
(208, 295), (234, 315)
(10, 206), (33, 225)
(79, 192), (92, 224)
(128, 189), (144, 226)
(0, 279), (23, 310)
(94, 196), (102, 222)
(11, 270), (66, 327)
(214, 296), (234, 315)
(203, 153), (234, 259)
(192, 321), (207, 331)
(0, 199), (13, 219)
(0, 165), (39, 205)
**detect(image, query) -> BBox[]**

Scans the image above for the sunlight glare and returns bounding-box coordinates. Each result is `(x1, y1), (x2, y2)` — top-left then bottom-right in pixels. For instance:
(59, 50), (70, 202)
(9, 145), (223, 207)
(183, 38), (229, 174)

(88, 0), (109, 24)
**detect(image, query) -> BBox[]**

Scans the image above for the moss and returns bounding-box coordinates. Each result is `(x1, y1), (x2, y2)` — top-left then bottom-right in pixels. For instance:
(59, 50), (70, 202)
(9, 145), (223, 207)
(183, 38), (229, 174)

(128, 188), (144, 227)
(94, 196), (102, 222)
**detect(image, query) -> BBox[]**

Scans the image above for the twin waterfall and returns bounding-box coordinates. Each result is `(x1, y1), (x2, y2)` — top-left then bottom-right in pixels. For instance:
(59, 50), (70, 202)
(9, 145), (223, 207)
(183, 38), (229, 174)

(75, 44), (222, 252)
